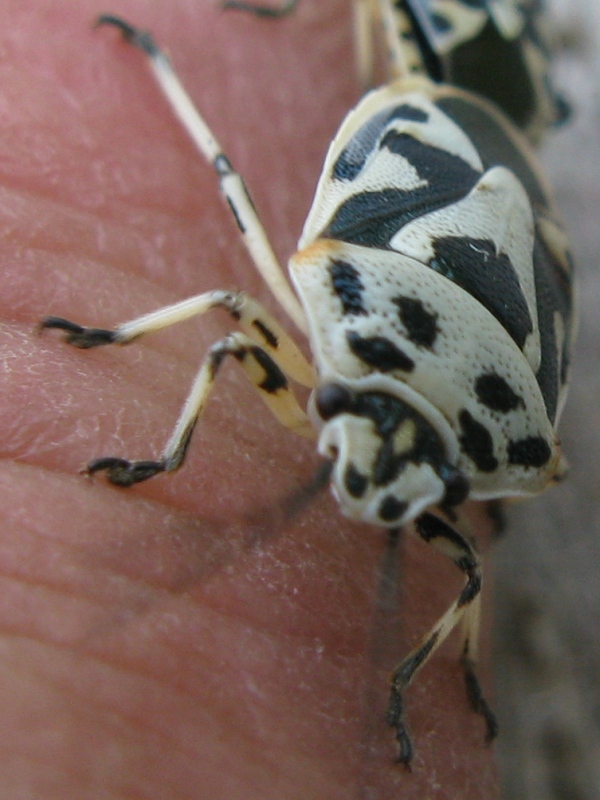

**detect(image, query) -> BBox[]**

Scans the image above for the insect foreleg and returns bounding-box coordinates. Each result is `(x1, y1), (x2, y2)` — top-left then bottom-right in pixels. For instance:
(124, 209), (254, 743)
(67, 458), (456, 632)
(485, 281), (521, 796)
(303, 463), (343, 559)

(42, 290), (315, 387)
(41, 291), (316, 487)
(83, 330), (312, 487)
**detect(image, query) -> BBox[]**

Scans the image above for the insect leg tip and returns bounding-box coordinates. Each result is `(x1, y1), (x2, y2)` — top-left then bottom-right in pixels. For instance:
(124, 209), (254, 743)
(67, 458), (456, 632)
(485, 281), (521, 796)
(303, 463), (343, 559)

(94, 14), (160, 58)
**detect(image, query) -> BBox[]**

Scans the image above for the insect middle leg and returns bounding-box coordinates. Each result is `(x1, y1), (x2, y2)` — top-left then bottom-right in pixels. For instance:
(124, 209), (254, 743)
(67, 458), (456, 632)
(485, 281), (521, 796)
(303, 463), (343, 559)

(41, 290), (315, 486)
(386, 512), (497, 765)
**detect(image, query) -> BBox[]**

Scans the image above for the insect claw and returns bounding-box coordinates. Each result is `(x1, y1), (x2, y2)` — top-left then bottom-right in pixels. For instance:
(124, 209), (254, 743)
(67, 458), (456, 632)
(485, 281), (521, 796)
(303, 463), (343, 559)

(40, 317), (117, 349)
(86, 457), (166, 487)
(95, 15), (160, 58)
(386, 686), (413, 766)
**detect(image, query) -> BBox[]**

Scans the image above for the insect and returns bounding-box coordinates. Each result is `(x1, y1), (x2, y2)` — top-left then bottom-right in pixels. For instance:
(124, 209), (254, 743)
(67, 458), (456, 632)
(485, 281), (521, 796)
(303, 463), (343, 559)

(226, 0), (569, 144)
(41, 10), (574, 764)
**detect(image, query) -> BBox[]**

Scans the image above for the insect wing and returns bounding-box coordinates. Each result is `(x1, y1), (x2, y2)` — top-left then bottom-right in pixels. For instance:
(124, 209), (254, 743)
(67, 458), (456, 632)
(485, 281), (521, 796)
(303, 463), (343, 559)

(293, 80), (570, 499)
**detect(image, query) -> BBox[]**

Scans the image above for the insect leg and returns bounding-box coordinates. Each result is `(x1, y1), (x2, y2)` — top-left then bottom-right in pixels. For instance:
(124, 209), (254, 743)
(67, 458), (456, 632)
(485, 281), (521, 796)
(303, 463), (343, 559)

(386, 512), (497, 764)
(41, 289), (315, 387)
(94, 15), (307, 334)
(88, 330), (312, 487)
(41, 291), (316, 487)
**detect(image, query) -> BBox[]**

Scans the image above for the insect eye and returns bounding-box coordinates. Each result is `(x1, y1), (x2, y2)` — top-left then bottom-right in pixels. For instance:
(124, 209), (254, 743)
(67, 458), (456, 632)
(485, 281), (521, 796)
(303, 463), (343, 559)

(440, 465), (470, 507)
(315, 383), (354, 420)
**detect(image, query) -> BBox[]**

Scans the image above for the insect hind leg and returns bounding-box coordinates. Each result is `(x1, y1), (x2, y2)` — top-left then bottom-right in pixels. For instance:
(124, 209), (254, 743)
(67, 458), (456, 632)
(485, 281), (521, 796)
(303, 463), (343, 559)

(386, 512), (497, 764)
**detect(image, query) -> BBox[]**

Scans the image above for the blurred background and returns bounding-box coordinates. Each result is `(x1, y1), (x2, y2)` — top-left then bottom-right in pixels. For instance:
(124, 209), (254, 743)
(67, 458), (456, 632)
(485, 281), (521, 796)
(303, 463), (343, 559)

(492, 1), (600, 798)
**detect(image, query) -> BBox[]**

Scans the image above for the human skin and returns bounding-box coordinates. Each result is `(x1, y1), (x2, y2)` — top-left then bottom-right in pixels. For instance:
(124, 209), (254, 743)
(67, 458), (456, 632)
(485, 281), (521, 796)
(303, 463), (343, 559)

(0, 1), (499, 798)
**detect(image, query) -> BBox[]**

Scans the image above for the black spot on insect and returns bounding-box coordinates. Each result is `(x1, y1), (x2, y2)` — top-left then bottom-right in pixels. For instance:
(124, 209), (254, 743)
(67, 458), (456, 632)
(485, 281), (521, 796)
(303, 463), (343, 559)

(373, 438), (404, 486)
(332, 107), (394, 181)
(331, 104), (431, 182)
(329, 260), (368, 316)
(429, 237), (533, 350)
(390, 104), (429, 123)
(508, 436), (552, 468)
(324, 135), (480, 248)
(435, 96), (549, 208)
(392, 295), (439, 348)
(379, 496), (408, 523)
(446, 17), (536, 132)
(344, 464), (368, 499)
(354, 392), (413, 437)
(251, 347), (288, 394)
(252, 319), (278, 348)
(458, 410), (498, 472)
(475, 373), (525, 413)
(431, 12), (451, 33)
(346, 330), (415, 373)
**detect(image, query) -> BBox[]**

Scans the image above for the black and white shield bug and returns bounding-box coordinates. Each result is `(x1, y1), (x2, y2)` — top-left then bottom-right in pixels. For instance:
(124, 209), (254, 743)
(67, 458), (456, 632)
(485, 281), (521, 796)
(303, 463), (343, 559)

(40, 12), (575, 765)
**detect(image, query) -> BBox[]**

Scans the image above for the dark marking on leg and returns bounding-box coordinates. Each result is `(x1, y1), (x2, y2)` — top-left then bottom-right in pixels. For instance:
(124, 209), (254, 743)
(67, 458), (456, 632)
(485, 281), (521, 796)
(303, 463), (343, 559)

(252, 318), (278, 348)
(457, 568), (481, 608)
(250, 347), (288, 394)
(508, 435), (552, 467)
(213, 153), (234, 176)
(458, 409), (498, 472)
(415, 510), (470, 549)
(346, 330), (415, 372)
(225, 196), (246, 234)
(392, 295), (439, 348)
(475, 372), (525, 412)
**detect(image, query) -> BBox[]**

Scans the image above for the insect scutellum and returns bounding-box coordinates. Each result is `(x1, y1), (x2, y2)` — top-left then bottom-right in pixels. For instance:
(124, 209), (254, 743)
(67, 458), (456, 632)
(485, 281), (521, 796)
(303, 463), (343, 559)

(40, 3), (574, 765)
